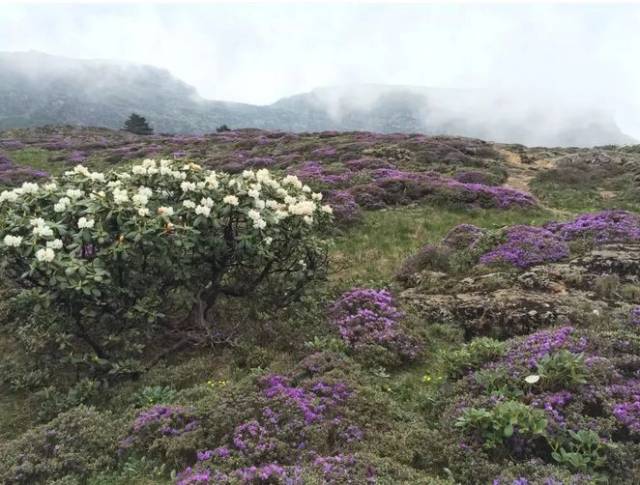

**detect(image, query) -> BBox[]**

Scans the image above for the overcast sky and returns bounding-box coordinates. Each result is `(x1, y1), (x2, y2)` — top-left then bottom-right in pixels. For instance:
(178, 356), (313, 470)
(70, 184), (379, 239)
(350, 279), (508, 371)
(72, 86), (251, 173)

(1, 3), (640, 137)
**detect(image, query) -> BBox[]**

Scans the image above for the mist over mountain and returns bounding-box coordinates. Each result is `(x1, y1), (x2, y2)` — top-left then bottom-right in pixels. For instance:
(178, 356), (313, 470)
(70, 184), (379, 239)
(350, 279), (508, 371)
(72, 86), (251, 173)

(0, 51), (634, 147)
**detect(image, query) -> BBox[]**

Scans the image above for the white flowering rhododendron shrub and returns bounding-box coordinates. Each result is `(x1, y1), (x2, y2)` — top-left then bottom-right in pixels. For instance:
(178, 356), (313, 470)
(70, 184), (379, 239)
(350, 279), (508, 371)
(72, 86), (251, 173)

(0, 160), (332, 374)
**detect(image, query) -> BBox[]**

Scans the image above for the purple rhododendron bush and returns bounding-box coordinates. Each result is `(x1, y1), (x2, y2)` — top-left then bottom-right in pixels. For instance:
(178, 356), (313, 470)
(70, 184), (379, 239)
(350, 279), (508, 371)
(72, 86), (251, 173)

(1, 127), (640, 484)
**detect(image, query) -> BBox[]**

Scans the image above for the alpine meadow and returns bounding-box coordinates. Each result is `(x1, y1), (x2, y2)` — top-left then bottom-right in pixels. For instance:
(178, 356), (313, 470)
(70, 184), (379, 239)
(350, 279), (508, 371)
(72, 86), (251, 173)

(1, 3), (640, 485)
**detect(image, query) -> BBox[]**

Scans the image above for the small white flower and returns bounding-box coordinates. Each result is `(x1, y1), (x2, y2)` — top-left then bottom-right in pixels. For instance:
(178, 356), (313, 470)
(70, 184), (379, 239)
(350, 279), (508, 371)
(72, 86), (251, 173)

(205, 173), (219, 189)
(73, 164), (90, 176)
(247, 209), (261, 221)
(44, 182), (58, 190)
(181, 181), (196, 192)
(264, 236), (273, 246)
(242, 170), (255, 179)
(138, 207), (150, 217)
(157, 206), (174, 217)
(321, 205), (333, 214)
(77, 217), (95, 229)
(195, 205), (211, 217)
(132, 165), (147, 175)
(66, 189), (84, 199)
(200, 197), (214, 208)
(35, 247), (55, 262)
(89, 172), (105, 182)
(312, 192), (323, 201)
(54, 197), (71, 213)
(525, 374), (540, 385)
(132, 193), (149, 206)
(3, 235), (23, 247)
(183, 200), (196, 209)
(256, 169), (271, 183)
(0, 190), (19, 203)
(288, 200), (316, 216)
(253, 218), (266, 230)
(47, 239), (63, 249)
(303, 215), (313, 225)
(302, 185), (311, 193)
(20, 182), (39, 194)
(32, 225), (53, 237)
(254, 199), (265, 210)
(138, 186), (153, 198)
(223, 195), (239, 206)
(30, 217), (46, 227)
(112, 188), (129, 204)
(248, 189), (260, 199)
(282, 175), (303, 189)
(274, 209), (289, 221)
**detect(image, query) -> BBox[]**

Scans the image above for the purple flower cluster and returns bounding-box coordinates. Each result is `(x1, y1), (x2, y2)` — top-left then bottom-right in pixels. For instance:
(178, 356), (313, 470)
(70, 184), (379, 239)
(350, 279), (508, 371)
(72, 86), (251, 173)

(313, 454), (375, 483)
(532, 391), (573, 427)
(294, 161), (355, 187)
(232, 420), (274, 456)
(480, 225), (569, 269)
(329, 288), (420, 359)
(630, 307), (640, 326)
(613, 401), (640, 434)
(446, 180), (537, 208)
(175, 467), (213, 485)
(261, 374), (351, 425)
(505, 326), (587, 369)
(120, 405), (199, 452)
(324, 190), (361, 225)
(545, 210), (640, 244)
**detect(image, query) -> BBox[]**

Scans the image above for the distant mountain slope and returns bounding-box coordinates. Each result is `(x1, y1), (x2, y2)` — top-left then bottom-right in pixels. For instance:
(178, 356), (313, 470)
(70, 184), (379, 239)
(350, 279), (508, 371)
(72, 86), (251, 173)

(0, 51), (635, 146)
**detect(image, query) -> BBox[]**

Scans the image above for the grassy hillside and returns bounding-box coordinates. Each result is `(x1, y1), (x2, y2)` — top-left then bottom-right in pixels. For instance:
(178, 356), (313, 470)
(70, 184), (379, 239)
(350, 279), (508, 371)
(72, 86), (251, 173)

(1, 126), (640, 484)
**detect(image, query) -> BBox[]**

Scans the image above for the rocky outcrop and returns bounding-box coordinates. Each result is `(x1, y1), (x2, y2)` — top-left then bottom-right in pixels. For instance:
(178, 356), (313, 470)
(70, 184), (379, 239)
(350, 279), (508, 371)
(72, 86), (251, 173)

(400, 243), (640, 340)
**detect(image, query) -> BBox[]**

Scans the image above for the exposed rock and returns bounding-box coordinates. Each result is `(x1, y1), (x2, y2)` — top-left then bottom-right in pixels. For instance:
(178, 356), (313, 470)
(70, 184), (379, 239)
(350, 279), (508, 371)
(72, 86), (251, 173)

(400, 243), (640, 340)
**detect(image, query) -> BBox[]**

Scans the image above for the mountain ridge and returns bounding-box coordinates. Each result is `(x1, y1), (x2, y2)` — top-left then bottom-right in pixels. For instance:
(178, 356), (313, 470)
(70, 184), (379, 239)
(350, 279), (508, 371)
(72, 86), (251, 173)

(0, 51), (635, 147)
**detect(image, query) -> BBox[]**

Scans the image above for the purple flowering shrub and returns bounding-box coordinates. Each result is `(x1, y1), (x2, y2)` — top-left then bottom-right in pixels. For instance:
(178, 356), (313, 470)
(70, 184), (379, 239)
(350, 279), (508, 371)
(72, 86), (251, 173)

(120, 405), (202, 464)
(480, 226), (570, 269)
(323, 190), (362, 225)
(165, 372), (378, 484)
(629, 306), (640, 326)
(435, 326), (640, 483)
(545, 210), (640, 245)
(329, 288), (421, 363)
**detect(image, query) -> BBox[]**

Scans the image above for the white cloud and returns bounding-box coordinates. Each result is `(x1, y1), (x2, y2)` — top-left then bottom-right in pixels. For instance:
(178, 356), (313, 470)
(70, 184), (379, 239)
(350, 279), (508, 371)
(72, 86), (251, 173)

(0, 3), (639, 137)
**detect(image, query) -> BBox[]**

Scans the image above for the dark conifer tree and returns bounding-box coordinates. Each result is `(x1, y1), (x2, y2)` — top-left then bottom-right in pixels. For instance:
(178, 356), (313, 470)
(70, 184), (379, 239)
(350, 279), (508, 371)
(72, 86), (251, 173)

(124, 113), (153, 135)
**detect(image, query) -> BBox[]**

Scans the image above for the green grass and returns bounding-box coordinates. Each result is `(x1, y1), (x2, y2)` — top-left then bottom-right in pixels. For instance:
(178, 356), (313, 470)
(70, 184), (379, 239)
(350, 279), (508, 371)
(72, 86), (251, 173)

(530, 177), (640, 214)
(331, 205), (556, 283)
(10, 148), (57, 173)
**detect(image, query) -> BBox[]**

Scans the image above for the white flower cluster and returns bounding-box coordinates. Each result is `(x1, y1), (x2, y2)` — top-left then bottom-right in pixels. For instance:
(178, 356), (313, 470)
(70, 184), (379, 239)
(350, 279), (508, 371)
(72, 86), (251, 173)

(31, 218), (54, 238)
(78, 217), (95, 229)
(65, 164), (105, 182)
(54, 197), (72, 212)
(1, 159), (334, 268)
(0, 181), (39, 203)
(35, 247), (55, 262)
(3, 235), (22, 247)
